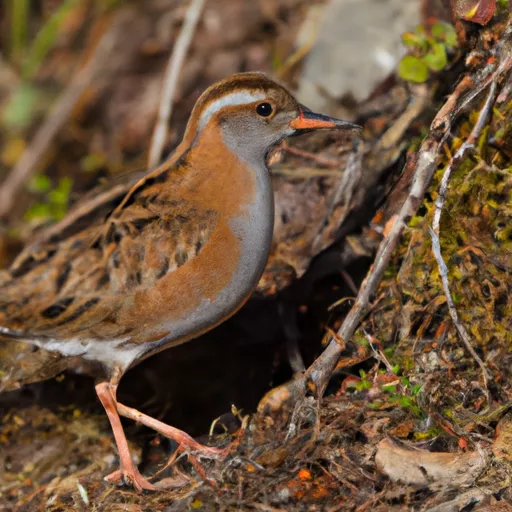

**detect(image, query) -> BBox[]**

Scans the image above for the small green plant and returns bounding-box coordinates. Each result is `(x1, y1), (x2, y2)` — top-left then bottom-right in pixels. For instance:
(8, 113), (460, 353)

(497, 0), (509, 11)
(2, 84), (43, 131)
(355, 369), (373, 391)
(382, 376), (424, 417)
(399, 21), (458, 83)
(3, 0), (80, 133)
(25, 174), (72, 223)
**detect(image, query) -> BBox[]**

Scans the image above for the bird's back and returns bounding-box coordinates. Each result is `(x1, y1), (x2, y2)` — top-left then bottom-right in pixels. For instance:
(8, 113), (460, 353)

(0, 125), (273, 380)
(0, 151), (221, 355)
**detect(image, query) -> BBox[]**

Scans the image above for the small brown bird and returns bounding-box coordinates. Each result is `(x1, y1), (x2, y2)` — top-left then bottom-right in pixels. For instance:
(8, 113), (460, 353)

(0, 72), (360, 490)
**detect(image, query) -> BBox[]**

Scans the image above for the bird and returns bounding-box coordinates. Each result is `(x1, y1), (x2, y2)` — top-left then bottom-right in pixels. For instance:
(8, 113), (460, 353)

(0, 72), (361, 491)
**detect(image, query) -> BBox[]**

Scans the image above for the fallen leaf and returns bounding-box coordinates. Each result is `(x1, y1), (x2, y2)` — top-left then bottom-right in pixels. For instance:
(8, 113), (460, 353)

(493, 414), (512, 461)
(375, 438), (488, 487)
(454, 0), (496, 25)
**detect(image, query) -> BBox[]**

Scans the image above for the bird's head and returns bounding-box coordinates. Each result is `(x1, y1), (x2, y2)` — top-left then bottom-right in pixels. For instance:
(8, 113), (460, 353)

(183, 72), (361, 164)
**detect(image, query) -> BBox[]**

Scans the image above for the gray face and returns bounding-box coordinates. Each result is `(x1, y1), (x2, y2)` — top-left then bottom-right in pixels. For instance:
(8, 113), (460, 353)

(195, 89), (299, 165)
(219, 108), (297, 164)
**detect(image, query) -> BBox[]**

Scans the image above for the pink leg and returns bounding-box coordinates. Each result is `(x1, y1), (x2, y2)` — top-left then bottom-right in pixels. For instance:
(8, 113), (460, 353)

(116, 402), (228, 458)
(95, 382), (156, 492)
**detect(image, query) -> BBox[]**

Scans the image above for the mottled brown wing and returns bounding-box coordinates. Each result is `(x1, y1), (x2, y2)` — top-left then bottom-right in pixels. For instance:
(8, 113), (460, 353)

(0, 163), (218, 344)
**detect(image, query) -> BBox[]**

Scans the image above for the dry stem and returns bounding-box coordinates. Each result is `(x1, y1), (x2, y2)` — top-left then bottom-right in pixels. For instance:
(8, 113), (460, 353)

(429, 81), (499, 390)
(259, 138), (440, 412)
(147, 0), (206, 169)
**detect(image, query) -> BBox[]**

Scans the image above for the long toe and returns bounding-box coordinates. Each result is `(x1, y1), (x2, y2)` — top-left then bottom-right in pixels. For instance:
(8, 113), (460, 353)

(105, 468), (157, 492)
(117, 402), (227, 459)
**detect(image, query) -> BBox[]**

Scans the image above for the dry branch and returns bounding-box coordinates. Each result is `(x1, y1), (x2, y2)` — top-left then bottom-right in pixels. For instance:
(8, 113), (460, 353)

(430, 81), (499, 389)
(259, 138), (440, 414)
(147, 0), (206, 169)
(259, 16), (512, 415)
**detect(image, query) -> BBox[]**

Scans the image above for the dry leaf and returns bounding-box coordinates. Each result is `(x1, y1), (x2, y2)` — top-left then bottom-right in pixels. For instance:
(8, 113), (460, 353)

(375, 438), (488, 487)
(454, 0), (496, 25)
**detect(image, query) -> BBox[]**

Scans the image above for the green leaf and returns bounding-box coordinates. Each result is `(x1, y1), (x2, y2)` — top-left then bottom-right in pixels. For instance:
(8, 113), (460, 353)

(9, 0), (29, 62)
(432, 21), (458, 48)
(2, 84), (41, 130)
(402, 31), (427, 50)
(26, 176), (72, 222)
(398, 55), (429, 83)
(412, 384), (423, 396)
(382, 384), (397, 393)
(360, 380), (372, 390)
(48, 177), (72, 206)
(25, 202), (52, 221)
(81, 153), (106, 173)
(423, 43), (448, 72)
(28, 174), (52, 193)
(22, 0), (78, 79)
(415, 25), (426, 36)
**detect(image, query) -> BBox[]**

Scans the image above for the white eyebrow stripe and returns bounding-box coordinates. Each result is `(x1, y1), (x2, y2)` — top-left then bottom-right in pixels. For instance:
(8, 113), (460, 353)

(198, 90), (267, 130)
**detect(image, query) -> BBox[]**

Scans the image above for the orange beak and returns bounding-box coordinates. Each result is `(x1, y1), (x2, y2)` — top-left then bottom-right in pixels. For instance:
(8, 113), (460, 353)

(290, 105), (362, 133)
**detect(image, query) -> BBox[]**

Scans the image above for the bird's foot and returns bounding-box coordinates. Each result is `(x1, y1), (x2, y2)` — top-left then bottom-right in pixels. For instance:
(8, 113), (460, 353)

(116, 402), (227, 459)
(105, 467), (157, 492)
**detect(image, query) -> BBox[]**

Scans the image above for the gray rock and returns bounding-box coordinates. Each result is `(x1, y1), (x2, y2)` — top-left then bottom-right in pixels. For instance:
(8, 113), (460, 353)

(297, 0), (421, 109)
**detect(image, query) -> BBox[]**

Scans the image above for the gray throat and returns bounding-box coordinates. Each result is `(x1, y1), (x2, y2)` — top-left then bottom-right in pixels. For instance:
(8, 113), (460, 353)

(228, 157), (275, 295)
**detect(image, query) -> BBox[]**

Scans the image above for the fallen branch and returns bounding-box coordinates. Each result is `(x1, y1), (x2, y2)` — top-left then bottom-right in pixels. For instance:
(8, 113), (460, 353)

(258, 17), (512, 416)
(307, 139), (439, 397)
(259, 137), (440, 415)
(147, 0), (206, 169)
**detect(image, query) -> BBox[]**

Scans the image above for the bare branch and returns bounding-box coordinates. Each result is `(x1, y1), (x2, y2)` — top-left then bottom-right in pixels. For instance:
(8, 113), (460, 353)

(429, 228), (491, 388)
(432, 80), (498, 233)
(310, 140), (439, 397)
(429, 81), (499, 389)
(147, 0), (206, 169)
(259, 139), (441, 414)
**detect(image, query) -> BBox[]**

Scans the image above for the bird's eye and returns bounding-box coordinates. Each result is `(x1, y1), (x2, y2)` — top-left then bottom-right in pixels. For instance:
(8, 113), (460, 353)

(256, 102), (273, 117)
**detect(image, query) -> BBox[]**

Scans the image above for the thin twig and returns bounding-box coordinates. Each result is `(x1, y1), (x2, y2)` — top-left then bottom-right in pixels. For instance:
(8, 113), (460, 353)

(429, 82), (497, 389)
(147, 0), (206, 169)
(310, 139), (363, 255)
(432, 81), (498, 233)
(429, 229), (491, 389)
(364, 330), (395, 375)
(0, 24), (118, 219)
